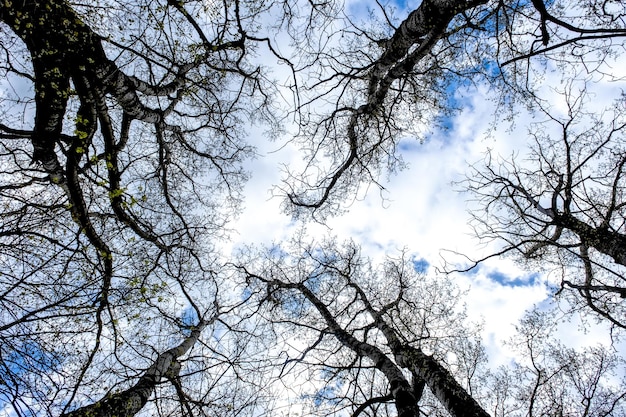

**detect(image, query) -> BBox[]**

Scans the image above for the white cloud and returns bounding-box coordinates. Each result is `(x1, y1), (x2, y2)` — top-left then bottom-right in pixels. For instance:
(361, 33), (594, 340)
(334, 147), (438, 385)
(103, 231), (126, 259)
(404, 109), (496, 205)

(231, 65), (626, 370)
(226, 6), (626, 377)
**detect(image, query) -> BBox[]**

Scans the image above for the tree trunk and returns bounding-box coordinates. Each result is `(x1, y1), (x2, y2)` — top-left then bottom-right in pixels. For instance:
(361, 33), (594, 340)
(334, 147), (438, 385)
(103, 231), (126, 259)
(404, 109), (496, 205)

(561, 215), (626, 266)
(0, 0), (166, 178)
(62, 323), (206, 417)
(398, 347), (491, 417)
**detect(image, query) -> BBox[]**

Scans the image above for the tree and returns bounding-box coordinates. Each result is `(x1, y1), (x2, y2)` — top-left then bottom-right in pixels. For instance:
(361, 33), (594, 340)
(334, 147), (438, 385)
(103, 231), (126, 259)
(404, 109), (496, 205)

(237, 237), (626, 417)
(237, 236), (490, 417)
(460, 85), (626, 329)
(1, 0), (626, 415)
(278, 0), (626, 219)
(0, 0), (276, 415)
(483, 307), (626, 416)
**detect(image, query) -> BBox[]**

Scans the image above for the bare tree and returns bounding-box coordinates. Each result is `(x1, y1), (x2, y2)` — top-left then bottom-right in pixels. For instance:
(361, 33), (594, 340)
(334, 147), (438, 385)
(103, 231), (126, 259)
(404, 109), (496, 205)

(461, 86), (626, 329)
(60, 318), (211, 417)
(237, 236), (626, 417)
(2, 0), (626, 415)
(278, 0), (626, 219)
(0, 0), (279, 415)
(483, 307), (626, 417)
(237, 236), (490, 417)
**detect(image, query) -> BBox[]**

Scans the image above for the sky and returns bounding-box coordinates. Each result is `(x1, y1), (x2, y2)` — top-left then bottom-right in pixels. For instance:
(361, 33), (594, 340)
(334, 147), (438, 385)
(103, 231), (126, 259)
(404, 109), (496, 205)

(227, 0), (626, 365)
(1, 0), (625, 414)
(230, 84), (546, 365)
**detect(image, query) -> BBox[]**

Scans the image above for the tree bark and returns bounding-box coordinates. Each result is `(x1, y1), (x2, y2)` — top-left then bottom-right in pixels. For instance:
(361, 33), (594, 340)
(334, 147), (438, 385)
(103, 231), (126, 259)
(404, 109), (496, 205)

(398, 347), (491, 417)
(61, 323), (206, 417)
(509, 179), (626, 266)
(292, 281), (421, 417)
(349, 277), (490, 416)
(0, 0), (170, 179)
(559, 215), (626, 266)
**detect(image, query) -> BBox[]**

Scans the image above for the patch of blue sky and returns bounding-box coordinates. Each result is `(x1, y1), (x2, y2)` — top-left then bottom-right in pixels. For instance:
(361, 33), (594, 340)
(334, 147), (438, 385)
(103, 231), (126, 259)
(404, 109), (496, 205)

(1, 340), (62, 413)
(280, 292), (308, 319)
(344, 1), (377, 20)
(397, 139), (422, 153)
(486, 270), (541, 288)
(3, 341), (61, 376)
(385, 0), (420, 12)
(301, 380), (344, 408)
(268, 243), (288, 260)
(396, 81), (470, 153)
(543, 281), (562, 297)
(411, 256), (429, 274)
(312, 385), (341, 407)
(180, 306), (199, 335)
(425, 77), (476, 144)
(345, 0), (417, 22)
(480, 58), (502, 78)
(180, 306), (229, 344)
(319, 366), (335, 380)
(426, 56), (502, 145)
(241, 286), (253, 302)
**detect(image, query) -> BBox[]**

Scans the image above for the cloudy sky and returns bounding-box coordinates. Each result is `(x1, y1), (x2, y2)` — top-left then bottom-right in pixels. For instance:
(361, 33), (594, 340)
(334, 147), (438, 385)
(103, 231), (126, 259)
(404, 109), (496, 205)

(1, 3), (625, 417)
(227, 0), (626, 365)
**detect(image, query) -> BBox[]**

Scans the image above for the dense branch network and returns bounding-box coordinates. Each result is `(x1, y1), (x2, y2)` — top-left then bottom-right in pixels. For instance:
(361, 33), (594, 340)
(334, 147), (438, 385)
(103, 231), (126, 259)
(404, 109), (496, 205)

(461, 88), (626, 328)
(283, 0), (488, 217)
(1, 0), (625, 416)
(62, 319), (211, 417)
(0, 0), (266, 415)
(239, 238), (489, 417)
(282, 0), (626, 218)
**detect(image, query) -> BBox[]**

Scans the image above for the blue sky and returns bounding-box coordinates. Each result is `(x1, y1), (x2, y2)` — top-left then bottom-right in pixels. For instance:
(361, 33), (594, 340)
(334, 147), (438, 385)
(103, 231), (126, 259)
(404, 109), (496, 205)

(2, 1), (625, 415)
(411, 256), (429, 274)
(180, 306), (199, 335)
(0, 340), (62, 415)
(231, 28), (626, 367)
(345, 0), (415, 19)
(486, 270), (540, 287)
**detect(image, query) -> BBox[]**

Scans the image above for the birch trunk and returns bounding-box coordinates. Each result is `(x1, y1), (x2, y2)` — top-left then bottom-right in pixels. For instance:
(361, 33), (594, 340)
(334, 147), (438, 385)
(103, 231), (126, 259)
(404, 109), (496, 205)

(62, 323), (206, 417)
(398, 347), (490, 417)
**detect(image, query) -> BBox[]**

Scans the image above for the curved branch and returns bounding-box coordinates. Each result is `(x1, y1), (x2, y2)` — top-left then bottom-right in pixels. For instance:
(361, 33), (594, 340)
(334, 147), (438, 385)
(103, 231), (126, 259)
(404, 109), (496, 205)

(351, 393), (395, 417)
(288, 0), (488, 212)
(242, 268), (420, 417)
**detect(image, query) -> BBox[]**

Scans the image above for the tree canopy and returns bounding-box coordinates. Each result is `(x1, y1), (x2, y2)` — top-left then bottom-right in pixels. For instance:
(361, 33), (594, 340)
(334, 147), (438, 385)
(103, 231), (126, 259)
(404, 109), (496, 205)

(1, 0), (625, 416)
